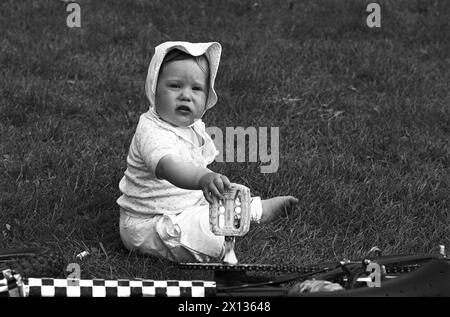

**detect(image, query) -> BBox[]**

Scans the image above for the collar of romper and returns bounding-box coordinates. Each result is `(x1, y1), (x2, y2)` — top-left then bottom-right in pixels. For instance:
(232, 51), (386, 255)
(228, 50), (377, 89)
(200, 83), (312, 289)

(145, 107), (207, 148)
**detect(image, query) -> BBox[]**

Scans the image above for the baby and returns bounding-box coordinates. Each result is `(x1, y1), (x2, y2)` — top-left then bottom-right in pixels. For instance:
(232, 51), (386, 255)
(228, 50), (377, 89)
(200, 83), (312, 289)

(117, 41), (298, 263)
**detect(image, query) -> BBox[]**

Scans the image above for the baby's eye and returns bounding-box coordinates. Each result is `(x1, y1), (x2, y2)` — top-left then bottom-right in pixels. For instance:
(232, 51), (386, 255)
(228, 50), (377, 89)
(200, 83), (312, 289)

(169, 83), (180, 88)
(193, 86), (204, 91)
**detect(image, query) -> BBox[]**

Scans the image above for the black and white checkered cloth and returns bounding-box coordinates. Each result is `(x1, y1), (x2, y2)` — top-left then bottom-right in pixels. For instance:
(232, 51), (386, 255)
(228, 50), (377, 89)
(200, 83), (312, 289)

(25, 278), (216, 297)
(1, 269), (216, 297)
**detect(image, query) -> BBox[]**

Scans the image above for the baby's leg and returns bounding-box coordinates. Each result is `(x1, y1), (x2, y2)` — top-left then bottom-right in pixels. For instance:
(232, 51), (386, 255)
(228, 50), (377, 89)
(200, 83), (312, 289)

(167, 205), (225, 262)
(119, 206), (224, 263)
(260, 196), (298, 224)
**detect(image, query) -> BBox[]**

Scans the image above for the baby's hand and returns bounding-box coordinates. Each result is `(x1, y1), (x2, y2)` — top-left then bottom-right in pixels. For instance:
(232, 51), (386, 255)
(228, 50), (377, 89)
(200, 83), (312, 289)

(198, 172), (232, 204)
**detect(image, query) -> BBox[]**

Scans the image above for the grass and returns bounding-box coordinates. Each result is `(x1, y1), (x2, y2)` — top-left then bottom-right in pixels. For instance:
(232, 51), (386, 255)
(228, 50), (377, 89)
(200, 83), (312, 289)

(0, 0), (449, 281)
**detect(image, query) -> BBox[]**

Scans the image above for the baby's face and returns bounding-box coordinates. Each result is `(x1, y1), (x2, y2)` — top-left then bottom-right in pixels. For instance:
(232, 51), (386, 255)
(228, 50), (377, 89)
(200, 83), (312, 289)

(155, 59), (208, 127)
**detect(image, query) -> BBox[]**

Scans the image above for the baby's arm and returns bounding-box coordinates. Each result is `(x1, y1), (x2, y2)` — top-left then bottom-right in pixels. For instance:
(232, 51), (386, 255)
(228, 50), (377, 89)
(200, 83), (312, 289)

(156, 155), (231, 204)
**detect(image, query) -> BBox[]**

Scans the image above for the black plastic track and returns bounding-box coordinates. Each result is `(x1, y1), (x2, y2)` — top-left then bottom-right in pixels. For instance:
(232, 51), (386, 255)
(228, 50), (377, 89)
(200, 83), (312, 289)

(0, 247), (65, 278)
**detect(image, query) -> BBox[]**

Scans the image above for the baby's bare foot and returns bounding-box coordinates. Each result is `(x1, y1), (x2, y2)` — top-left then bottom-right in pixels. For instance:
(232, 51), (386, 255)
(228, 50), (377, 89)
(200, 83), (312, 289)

(260, 196), (298, 224)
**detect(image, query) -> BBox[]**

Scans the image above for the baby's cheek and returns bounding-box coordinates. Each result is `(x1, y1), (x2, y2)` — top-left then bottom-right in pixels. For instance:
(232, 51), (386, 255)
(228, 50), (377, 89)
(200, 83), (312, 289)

(196, 102), (207, 117)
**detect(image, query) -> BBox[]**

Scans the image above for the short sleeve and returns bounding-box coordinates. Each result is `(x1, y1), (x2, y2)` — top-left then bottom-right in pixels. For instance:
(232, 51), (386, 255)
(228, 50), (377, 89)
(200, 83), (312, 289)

(135, 119), (180, 175)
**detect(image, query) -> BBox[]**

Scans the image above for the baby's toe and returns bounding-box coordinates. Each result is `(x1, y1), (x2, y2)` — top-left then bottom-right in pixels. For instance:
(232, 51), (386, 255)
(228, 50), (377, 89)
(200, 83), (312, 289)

(286, 196), (299, 206)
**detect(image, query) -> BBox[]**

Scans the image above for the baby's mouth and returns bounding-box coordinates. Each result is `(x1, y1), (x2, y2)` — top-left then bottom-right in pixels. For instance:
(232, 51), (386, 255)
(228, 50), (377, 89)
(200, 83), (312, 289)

(176, 105), (192, 114)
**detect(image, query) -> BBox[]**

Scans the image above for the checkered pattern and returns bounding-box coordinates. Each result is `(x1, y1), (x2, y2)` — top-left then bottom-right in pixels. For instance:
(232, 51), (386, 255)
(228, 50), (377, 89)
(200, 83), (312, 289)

(24, 278), (216, 297)
(1, 268), (215, 297)
(0, 269), (24, 297)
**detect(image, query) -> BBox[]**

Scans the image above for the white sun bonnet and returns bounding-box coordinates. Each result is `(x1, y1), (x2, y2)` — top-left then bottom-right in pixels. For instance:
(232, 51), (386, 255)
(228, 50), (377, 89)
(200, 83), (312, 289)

(145, 41), (222, 114)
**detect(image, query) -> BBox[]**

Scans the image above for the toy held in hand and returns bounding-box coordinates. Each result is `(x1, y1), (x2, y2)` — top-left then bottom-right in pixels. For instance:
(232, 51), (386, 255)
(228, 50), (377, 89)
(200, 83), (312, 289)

(209, 183), (251, 264)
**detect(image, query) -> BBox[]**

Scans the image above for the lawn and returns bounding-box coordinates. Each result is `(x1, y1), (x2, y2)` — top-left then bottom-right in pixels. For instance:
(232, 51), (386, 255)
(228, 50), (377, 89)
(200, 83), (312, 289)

(0, 0), (449, 281)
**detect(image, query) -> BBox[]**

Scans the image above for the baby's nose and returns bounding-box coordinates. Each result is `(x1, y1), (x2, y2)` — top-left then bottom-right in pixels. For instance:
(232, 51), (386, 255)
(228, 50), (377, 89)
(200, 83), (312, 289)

(179, 89), (192, 101)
